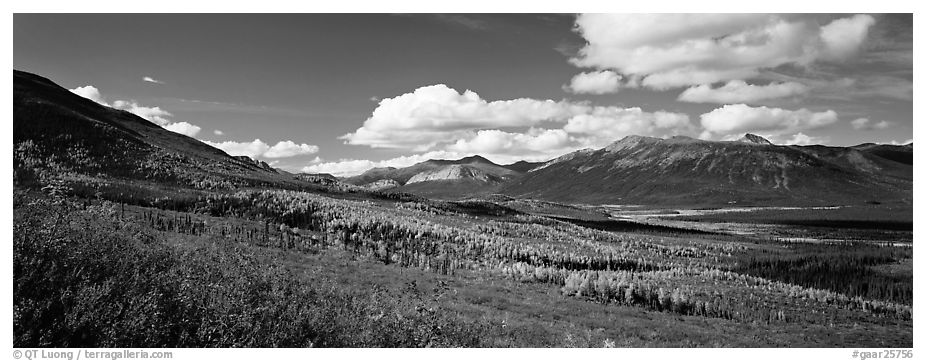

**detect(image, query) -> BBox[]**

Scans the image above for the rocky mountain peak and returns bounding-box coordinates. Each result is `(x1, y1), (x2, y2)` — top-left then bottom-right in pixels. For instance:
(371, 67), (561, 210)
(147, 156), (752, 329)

(604, 135), (661, 152)
(406, 164), (501, 184)
(737, 133), (774, 145)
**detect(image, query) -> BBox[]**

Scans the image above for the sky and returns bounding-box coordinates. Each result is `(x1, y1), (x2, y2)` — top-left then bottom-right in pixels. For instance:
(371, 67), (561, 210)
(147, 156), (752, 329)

(14, 13), (913, 176)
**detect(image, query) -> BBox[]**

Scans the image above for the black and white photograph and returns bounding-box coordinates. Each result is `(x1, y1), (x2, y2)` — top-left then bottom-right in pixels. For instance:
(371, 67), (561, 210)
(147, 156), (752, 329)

(8, 4), (919, 358)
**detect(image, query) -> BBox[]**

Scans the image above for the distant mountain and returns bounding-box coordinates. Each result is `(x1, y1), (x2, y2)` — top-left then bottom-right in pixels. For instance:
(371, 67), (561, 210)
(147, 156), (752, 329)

(13, 69), (308, 190)
(407, 164), (508, 184)
(343, 155), (526, 199)
(500, 135), (912, 206)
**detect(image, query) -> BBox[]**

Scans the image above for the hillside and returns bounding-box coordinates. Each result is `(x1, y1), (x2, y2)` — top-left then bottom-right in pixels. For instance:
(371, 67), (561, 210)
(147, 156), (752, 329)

(14, 69), (312, 191)
(850, 143), (913, 165)
(501, 135), (912, 206)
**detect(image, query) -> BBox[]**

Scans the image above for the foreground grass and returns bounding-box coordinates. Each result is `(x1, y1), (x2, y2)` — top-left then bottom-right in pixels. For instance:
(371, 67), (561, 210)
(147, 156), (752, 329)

(13, 192), (487, 347)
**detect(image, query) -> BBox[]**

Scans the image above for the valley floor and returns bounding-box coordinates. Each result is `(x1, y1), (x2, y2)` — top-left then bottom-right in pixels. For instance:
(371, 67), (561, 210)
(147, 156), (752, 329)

(13, 187), (913, 347)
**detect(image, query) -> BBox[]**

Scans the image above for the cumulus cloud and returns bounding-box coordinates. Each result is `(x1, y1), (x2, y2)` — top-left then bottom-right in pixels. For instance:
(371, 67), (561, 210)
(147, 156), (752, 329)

(143, 76), (165, 84)
(777, 132), (830, 145)
(202, 139), (319, 159)
(69, 85), (108, 106)
(570, 14), (877, 89)
(264, 140), (321, 158)
(303, 150), (465, 177)
(564, 70), (623, 94)
(163, 122), (202, 137)
(340, 84), (587, 150)
(303, 159), (383, 177)
(69, 85), (204, 137)
(341, 84), (695, 152)
(678, 80), (809, 104)
(850, 118), (890, 130)
(112, 99), (174, 126)
(446, 108), (693, 159)
(446, 128), (580, 160)
(213, 129), (224, 136)
(762, 71), (913, 103)
(563, 107), (694, 147)
(699, 104), (839, 138)
(819, 14), (877, 60)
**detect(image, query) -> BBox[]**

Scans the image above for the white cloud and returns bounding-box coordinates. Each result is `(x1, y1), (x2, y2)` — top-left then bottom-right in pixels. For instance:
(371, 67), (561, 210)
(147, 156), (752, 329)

(446, 128), (578, 159)
(564, 70), (622, 94)
(819, 15), (877, 60)
(213, 129), (224, 136)
(777, 132), (830, 145)
(678, 80), (809, 104)
(142, 76), (165, 84)
(303, 150), (463, 177)
(762, 72), (913, 102)
(340, 84), (587, 150)
(163, 122), (201, 137)
(570, 14), (877, 89)
(303, 159), (381, 177)
(69, 85), (204, 137)
(699, 104), (839, 137)
(563, 107), (694, 147)
(69, 85), (108, 106)
(202, 139), (319, 159)
(851, 118), (890, 130)
(112, 100), (174, 126)
(341, 84), (696, 152)
(264, 140), (321, 158)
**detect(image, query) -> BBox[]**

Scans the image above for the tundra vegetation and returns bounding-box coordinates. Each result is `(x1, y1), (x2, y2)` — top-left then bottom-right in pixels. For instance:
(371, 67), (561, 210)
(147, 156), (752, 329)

(13, 173), (913, 347)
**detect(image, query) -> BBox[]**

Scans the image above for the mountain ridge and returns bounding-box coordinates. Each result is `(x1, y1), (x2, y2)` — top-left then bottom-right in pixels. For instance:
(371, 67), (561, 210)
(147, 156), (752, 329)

(12, 69), (317, 191)
(499, 135), (912, 206)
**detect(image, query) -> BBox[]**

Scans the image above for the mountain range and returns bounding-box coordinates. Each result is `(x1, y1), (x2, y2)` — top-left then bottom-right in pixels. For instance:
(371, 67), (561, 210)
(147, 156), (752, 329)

(343, 133), (911, 206)
(13, 69), (913, 207)
(501, 135), (912, 206)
